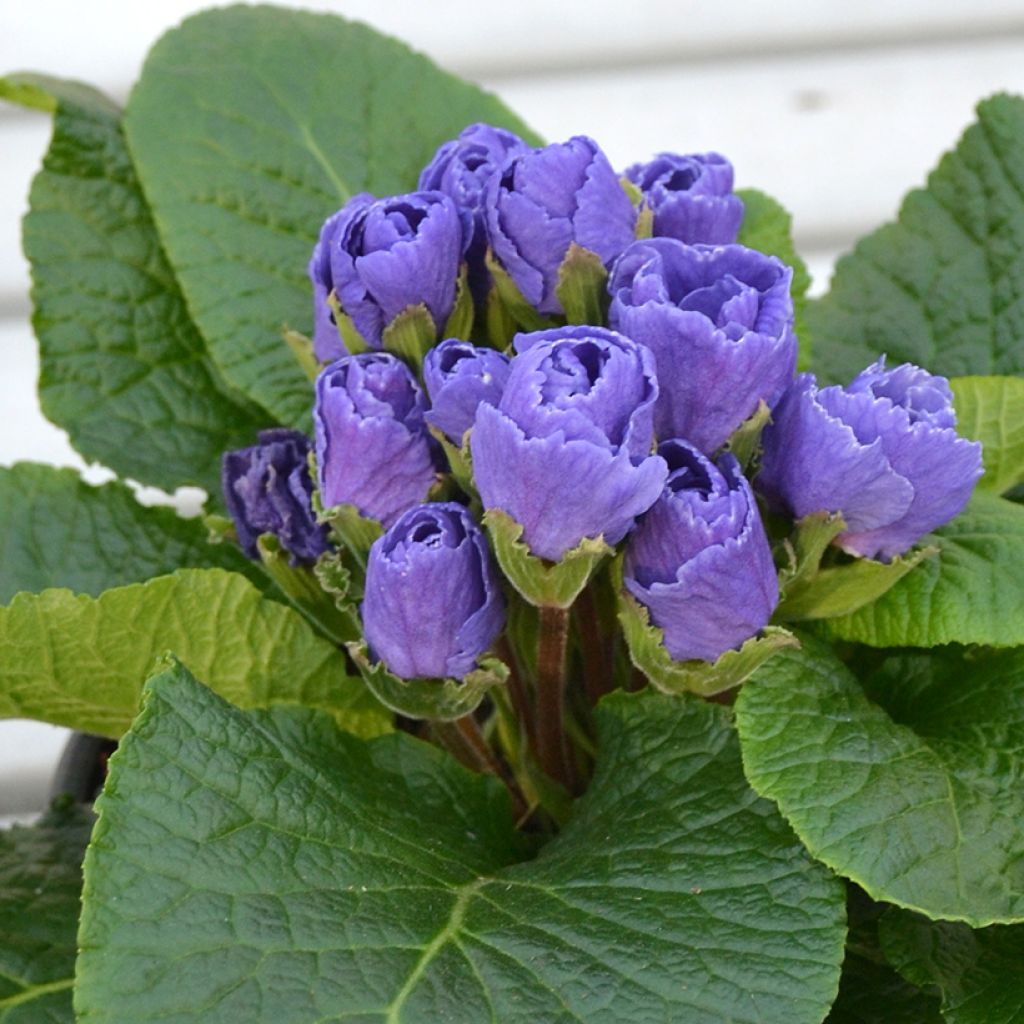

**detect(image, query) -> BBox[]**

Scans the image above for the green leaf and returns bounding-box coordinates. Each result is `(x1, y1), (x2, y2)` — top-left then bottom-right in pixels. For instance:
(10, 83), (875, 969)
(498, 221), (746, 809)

(555, 242), (610, 325)
(880, 909), (1024, 1024)
(819, 492), (1024, 647)
(0, 463), (260, 602)
(807, 94), (1024, 383)
(0, 74), (269, 495)
(736, 637), (1024, 925)
(0, 799), (93, 1024)
(0, 568), (390, 739)
(124, 6), (538, 425)
(951, 376), (1024, 494)
(77, 664), (845, 1023)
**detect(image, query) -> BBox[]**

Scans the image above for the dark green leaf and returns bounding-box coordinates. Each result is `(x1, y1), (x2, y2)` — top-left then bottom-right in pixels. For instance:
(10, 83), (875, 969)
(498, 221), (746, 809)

(77, 665), (844, 1023)
(124, 6), (538, 424)
(807, 94), (1024, 383)
(0, 74), (269, 495)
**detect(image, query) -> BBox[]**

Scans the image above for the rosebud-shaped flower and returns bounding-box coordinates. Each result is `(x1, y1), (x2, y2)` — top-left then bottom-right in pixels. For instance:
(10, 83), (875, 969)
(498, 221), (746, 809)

(308, 208), (347, 362)
(221, 429), (330, 564)
(313, 190), (465, 352)
(625, 152), (744, 245)
(314, 353), (438, 526)
(486, 136), (636, 314)
(624, 440), (778, 662)
(362, 502), (505, 679)
(419, 123), (529, 302)
(472, 326), (668, 561)
(609, 238), (796, 453)
(423, 339), (511, 445)
(758, 360), (983, 560)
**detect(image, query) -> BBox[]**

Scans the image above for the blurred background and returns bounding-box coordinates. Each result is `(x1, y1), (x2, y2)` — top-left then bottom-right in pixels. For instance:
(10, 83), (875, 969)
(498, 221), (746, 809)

(4, 0), (1024, 820)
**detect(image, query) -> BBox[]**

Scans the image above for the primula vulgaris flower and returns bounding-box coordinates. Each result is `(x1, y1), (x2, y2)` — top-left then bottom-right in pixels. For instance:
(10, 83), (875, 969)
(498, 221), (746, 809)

(609, 238), (796, 453)
(308, 190), (465, 360)
(419, 123), (529, 302)
(314, 353), (439, 527)
(625, 152), (744, 245)
(222, 429), (331, 564)
(472, 325), (668, 561)
(485, 136), (636, 315)
(362, 502), (505, 680)
(758, 359), (983, 560)
(423, 339), (511, 445)
(624, 440), (778, 663)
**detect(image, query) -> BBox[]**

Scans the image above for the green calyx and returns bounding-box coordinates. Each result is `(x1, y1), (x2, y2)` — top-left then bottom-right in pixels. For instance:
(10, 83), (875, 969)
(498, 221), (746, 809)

(555, 242), (609, 325)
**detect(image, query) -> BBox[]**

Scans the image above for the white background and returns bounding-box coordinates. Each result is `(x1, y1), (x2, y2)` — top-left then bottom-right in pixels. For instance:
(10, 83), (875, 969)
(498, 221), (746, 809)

(4, 0), (1024, 817)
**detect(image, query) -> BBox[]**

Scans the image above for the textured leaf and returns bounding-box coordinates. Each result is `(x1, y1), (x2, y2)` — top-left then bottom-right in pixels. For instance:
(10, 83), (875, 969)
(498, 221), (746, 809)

(0, 462), (260, 602)
(0, 800), (93, 1024)
(736, 638), (1024, 925)
(1, 74), (268, 495)
(124, 5), (538, 424)
(820, 492), (1024, 647)
(951, 376), (1024, 494)
(0, 568), (390, 739)
(77, 665), (845, 1024)
(807, 94), (1024, 383)
(880, 909), (1024, 1024)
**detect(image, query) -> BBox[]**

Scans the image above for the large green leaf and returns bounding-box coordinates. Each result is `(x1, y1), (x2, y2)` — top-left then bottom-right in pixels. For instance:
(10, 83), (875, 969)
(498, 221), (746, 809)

(76, 664), (845, 1023)
(124, 5), (539, 425)
(820, 492), (1024, 648)
(0, 800), (93, 1024)
(736, 638), (1024, 926)
(0, 568), (389, 739)
(807, 93), (1024, 384)
(880, 909), (1024, 1024)
(0, 462), (260, 602)
(0, 74), (269, 495)
(950, 376), (1024, 495)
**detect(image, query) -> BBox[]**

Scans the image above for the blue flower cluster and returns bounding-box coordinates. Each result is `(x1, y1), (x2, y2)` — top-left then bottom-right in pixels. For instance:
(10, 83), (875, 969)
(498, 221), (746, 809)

(223, 123), (982, 682)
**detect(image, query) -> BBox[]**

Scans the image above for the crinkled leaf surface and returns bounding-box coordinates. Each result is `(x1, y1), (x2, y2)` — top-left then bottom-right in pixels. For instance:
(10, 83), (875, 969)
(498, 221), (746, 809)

(820, 492), (1024, 648)
(0, 74), (268, 495)
(0, 568), (389, 739)
(950, 376), (1024, 494)
(124, 5), (538, 425)
(807, 93), (1024, 383)
(0, 800), (93, 1024)
(0, 463), (259, 602)
(880, 909), (1024, 1024)
(736, 638), (1024, 925)
(76, 665), (845, 1024)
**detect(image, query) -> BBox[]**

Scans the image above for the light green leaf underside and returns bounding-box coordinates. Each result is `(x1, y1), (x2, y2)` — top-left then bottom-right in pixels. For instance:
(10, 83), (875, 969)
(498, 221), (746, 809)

(0, 568), (389, 739)
(819, 492), (1024, 647)
(736, 638), (1024, 926)
(0, 462), (260, 603)
(950, 375), (1024, 494)
(807, 93), (1024, 384)
(0, 73), (268, 496)
(0, 801), (93, 1024)
(76, 665), (844, 1024)
(124, 5), (539, 425)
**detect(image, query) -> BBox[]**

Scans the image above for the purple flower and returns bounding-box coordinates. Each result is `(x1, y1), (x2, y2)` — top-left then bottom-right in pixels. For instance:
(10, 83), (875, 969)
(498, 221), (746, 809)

(626, 152), (743, 245)
(314, 353), (438, 527)
(471, 326), (668, 561)
(485, 136), (636, 315)
(419, 123), (529, 302)
(221, 429), (330, 564)
(609, 238), (796, 453)
(308, 209), (347, 362)
(624, 440), (778, 662)
(423, 339), (511, 445)
(362, 502), (505, 680)
(757, 360), (984, 560)
(310, 190), (465, 354)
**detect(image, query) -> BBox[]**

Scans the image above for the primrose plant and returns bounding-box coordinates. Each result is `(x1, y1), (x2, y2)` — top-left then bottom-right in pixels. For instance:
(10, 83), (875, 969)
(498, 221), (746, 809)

(2, 8), (1024, 1024)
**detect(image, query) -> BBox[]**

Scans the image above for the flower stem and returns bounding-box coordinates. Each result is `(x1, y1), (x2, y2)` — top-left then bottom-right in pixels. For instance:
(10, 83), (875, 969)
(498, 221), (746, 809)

(536, 605), (573, 789)
(495, 635), (536, 750)
(575, 585), (614, 706)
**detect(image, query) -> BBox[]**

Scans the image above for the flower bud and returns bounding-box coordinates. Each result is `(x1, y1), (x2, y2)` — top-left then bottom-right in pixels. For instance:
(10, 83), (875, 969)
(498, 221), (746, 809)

(308, 209), (347, 362)
(624, 440), (778, 662)
(423, 338), (511, 445)
(362, 502), (505, 679)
